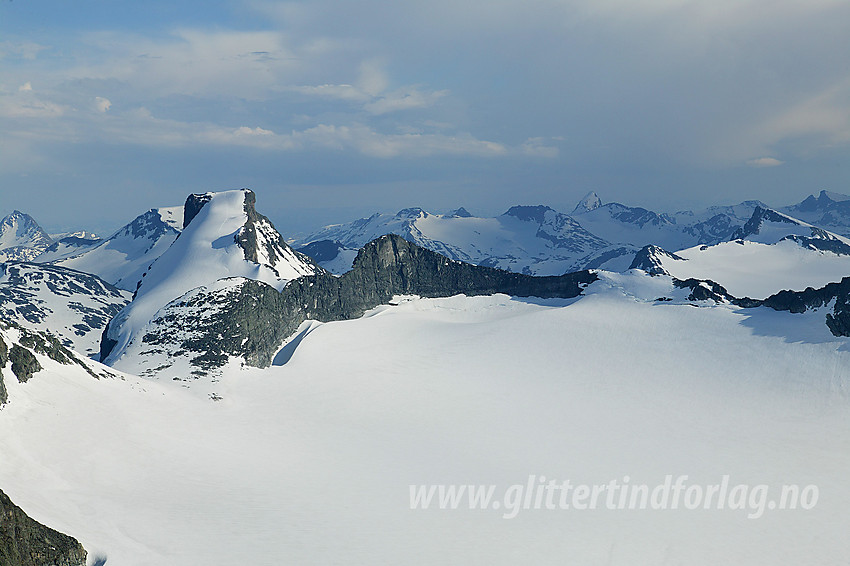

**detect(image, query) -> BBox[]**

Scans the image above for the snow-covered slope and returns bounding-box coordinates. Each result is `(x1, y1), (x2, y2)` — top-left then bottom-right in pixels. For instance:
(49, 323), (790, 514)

(295, 205), (635, 275)
(38, 207), (184, 291)
(101, 189), (320, 375)
(0, 262), (131, 356)
(1, 281), (849, 565)
(0, 321), (116, 405)
(636, 207), (850, 298)
(34, 234), (103, 263)
(0, 211), (54, 262)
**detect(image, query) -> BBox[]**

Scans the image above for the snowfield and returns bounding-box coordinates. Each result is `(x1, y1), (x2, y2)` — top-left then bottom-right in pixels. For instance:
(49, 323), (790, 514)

(1, 281), (849, 565)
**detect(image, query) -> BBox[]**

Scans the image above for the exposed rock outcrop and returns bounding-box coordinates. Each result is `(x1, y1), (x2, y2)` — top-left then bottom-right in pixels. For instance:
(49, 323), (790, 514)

(629, 245), (686, 276)
(0, 334), (7, 405)
(183, 193), (213, 229)
(0, 489), (87, 566)
(9, 345), (40, 383)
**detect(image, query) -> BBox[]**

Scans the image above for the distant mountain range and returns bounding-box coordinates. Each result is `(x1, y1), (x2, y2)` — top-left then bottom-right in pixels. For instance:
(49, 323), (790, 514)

(291, 191), (845, 275)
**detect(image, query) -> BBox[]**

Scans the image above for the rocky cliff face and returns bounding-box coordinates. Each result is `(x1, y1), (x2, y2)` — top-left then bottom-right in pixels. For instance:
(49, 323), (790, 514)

(117, 234), (598, 375)
(235, 190), (321, 279)
(0, 489), (87, 566)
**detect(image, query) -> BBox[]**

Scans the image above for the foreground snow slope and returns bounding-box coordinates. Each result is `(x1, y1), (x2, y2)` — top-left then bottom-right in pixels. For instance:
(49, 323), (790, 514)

(1, 279), (848, 565)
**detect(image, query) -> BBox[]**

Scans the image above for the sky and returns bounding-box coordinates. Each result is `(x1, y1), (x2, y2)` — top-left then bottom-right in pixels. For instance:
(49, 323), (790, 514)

(1, 0), (850, 236)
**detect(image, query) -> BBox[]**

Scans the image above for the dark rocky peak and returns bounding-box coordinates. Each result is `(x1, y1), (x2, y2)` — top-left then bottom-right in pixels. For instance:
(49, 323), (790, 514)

(183, 192), (214, 228)
(795, 194), (821, 212)
(235, 189), (320, 273)
(503, 205), (554, 224)
(629, 245), (686, 276)
(449, 207), (473, 218)
(787, 190), (850, 213)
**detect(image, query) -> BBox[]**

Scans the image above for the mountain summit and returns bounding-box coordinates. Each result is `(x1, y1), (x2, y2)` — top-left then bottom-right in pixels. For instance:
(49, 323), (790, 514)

(572, 191), (602, 214)
(0, 211), (53, 261)
(100, 189), (320, 375)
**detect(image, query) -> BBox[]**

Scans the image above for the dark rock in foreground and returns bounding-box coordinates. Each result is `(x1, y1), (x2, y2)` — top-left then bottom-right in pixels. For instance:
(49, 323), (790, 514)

(0, 489), (87, 566)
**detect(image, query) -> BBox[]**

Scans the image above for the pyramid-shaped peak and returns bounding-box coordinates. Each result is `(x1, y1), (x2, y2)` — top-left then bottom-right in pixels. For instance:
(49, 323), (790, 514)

(573, 191), (602, 214)
(450, 207), (473, 218)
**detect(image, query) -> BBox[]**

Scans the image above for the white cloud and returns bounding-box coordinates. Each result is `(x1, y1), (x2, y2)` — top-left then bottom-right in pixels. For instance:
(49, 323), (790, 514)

(18, 82), (33, 92)
(746, 157), (784, 168)
(95, 96), (112, 113)
(57, 106), (514, 158)
(77, 29), (300, 99)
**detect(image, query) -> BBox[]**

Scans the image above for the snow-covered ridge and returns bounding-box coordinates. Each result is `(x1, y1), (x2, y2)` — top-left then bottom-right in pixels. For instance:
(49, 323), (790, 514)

(37, 206), (184, 291)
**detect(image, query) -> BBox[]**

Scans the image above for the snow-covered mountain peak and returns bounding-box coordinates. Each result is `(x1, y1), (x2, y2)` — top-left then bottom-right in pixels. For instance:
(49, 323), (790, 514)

(572, 191), (602, 214)
(0, 210), (53, 261)
(101, 189), (319, 371)
(395, 207), (428, 219)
